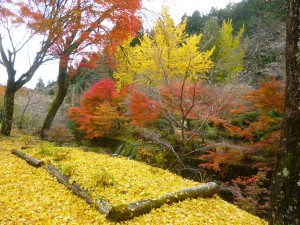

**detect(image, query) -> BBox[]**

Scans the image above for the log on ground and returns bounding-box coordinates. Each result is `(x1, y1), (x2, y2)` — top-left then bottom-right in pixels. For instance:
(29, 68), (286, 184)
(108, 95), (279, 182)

(96, 199), (111, 215)
(107, 182), (219, 222)
(45, 163), (110, 214)
(11, 149), (44, 168)
(45, 164), (93, 204)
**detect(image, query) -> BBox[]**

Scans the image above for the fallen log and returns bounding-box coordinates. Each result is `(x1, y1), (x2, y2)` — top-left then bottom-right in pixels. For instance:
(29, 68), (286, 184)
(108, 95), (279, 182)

(45, 164), (94, 205)
(107, 182), (219, 222)
(96, 199), (111, 215)
(45, 163), (111, 214)
(11, 149), (44, 168)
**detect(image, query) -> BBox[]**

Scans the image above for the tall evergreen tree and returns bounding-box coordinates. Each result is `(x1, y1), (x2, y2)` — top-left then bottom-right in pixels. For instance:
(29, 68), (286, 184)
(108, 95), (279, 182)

(35, 77), (45, 92)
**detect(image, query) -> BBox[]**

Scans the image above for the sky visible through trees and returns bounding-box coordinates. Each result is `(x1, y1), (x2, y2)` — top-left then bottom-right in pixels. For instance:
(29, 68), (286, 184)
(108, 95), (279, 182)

(0, 0), (241, 88)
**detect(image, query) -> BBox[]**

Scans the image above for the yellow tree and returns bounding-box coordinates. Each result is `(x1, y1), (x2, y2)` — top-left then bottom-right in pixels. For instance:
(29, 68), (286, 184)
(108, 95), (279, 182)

(114, 8), (214, 158)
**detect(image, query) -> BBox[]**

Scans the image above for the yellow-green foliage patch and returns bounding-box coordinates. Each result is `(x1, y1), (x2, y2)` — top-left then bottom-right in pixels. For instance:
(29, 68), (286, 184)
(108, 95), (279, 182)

(0, 133), (268, 224)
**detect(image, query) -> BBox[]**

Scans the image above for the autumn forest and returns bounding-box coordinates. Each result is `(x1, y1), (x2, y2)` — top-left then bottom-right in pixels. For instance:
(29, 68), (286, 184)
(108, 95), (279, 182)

(0, 0), (299, 224)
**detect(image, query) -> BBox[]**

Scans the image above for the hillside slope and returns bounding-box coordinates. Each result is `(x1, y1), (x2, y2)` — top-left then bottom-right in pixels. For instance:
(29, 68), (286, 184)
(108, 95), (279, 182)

(0, 132), (267, 224)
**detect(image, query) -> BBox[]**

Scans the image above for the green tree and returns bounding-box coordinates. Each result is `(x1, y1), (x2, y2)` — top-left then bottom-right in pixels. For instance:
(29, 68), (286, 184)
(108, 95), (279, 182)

(209, 19), (245, 82)
(35, 77), (45, 92)
(189, 17), (245, 83)
(185, 10), (208, 35)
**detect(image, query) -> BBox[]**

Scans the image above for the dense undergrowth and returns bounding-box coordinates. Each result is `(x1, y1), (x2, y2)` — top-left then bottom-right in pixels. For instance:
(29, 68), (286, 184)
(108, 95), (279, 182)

(0, 131), (268, 224)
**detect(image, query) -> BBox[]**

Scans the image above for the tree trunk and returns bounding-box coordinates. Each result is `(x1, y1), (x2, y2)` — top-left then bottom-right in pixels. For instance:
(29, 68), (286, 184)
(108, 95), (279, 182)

(1, 81), (15, 135)
(0, 34), (50, 136)
(40, 59), (69, 138)
(270, 1), (300, 224)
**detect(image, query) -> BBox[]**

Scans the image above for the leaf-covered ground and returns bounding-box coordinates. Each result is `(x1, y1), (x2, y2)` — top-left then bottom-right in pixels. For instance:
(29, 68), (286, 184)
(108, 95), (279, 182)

(29, 143), (199, 205)
(0, 149), (107, 225)
(0, 132), (268, 224)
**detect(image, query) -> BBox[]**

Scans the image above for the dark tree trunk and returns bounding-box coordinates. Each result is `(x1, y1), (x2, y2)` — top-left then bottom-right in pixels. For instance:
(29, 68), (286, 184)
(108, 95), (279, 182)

(1, 82), (15, 135)
(270, 1), (300, 224)
(0, 34), (49, 136)
(40, 58), (69, 138)
(0, 35), (17, 136)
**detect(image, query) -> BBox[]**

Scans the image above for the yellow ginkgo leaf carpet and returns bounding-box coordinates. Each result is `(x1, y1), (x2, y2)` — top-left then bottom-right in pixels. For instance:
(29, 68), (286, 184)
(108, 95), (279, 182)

(0, 133), (268, 224)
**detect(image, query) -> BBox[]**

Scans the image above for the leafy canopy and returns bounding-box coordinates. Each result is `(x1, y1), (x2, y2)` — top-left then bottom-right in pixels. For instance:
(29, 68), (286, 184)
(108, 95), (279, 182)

(203, 19), (245, 82)
(130, 91), (162, 126)
(2, 0), (142, 69)
(114, 7), (215, 89)
(68, 78), (127, 138)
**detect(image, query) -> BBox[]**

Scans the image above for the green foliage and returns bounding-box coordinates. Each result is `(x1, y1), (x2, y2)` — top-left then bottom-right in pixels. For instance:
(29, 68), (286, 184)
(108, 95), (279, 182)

(154, 151), (166, 168)
(185, 0), (285, 35)
(37, 142), (60, 156)
(45, 80), (56, 96)
(34, 77), (45, 92)
(200, 18), (220, 51)
(210, 19), (245, 82)
(208, 0), (285, 34)
(256, 49), (280, 70)
(185, 10), (208, 35)
(231, 111), (261, 128)
(37, 142), (70, 161)
(119, 144), (137, 159)
(66, 120), (86, 142)
(94, 169), (117, 187)
(136, 146), (167, 168)
(59, 163), (76, 177)
(185, 0), (285, 82)
(191, 17), (245, 82)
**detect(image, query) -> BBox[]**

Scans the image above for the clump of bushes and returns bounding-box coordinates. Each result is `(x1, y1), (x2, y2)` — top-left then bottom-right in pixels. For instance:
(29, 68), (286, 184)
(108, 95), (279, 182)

(44, 126), (74, 145)
(224, 168), (271, 219)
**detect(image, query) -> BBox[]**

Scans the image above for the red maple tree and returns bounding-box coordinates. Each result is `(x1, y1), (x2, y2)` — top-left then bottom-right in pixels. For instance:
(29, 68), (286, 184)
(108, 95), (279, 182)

(130, 91), (162, 126)
(199, 77), (285, 177)
(68, 78), (128, 138)
(31, 0), (142, 136)
(0, 0), (142, 136)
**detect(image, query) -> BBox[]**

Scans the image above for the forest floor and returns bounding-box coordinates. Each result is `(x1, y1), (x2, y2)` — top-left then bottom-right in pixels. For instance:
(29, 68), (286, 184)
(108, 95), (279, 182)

(0, 131), (267, 224)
